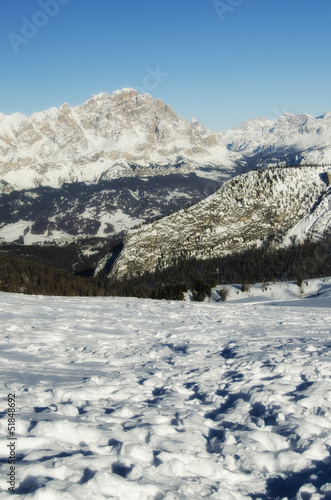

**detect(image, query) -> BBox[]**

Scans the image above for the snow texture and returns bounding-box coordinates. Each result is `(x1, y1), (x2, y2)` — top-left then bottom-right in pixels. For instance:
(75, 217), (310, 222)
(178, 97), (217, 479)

(1, 279), (331, 499)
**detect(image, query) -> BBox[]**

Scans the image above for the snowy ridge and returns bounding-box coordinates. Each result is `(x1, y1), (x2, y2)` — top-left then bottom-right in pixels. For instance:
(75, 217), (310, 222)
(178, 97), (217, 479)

(111, 166), (330, 278)
(219, 111), (331, 166)
(0, 279), (330, 498)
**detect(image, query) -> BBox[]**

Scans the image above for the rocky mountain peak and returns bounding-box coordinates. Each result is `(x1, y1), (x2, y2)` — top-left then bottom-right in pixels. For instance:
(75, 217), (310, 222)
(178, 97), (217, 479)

(0, 90), (232, 195)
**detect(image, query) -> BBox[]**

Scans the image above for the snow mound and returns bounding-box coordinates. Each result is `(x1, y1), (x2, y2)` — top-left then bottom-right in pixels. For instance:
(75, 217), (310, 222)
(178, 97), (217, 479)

(211, 276), (331, 304)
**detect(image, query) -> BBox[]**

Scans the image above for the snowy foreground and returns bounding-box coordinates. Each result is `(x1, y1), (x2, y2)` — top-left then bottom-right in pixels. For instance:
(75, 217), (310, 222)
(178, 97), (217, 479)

(0, 280), (331, 499)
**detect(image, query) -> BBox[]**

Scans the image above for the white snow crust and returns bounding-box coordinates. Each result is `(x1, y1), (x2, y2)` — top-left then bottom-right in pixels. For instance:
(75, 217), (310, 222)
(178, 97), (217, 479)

(0, 280), (331, 498)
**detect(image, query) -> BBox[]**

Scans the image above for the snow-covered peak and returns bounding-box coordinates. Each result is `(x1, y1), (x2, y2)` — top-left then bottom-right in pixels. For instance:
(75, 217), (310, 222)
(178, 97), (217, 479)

(59, 102), (71, 111)
(191, 116), (205, 130)
(112, 88), (139, 97)
(0, 89), (233, 193)
(6, 112), (29, 129)
(234, 116), (273, 130)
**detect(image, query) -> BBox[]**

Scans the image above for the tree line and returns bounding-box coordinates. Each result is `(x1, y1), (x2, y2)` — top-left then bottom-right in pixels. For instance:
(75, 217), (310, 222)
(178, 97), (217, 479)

(109, 232), (331, 300)
(0, 232), (330, 300)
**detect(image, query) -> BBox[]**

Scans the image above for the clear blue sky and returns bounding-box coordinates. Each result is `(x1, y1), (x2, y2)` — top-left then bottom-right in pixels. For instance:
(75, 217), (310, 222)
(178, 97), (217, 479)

(1, 0), (331, 131)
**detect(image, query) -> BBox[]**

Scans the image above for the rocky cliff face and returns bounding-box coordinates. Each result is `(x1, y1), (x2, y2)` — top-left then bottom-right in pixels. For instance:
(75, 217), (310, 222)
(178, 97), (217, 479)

(0, 89), (233, 195)
(110, 166), (330, 279)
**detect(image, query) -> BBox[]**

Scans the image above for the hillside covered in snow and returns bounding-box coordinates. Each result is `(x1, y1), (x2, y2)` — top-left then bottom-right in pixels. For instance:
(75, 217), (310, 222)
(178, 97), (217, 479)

(0, 280), (331, 499)
(111, 166), (331, 279)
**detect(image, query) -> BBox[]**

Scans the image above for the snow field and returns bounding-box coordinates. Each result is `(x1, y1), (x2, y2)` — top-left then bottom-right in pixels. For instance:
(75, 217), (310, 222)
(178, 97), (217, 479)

(0, 291), (330, 499)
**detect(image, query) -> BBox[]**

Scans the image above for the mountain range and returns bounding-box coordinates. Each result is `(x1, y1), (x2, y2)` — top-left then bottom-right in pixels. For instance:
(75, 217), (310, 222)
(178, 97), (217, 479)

(0, 88), (331, 247)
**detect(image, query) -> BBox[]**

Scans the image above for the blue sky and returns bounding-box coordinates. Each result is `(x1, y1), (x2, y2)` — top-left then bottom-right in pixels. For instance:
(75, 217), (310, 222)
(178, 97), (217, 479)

(1, 0), (331, 131)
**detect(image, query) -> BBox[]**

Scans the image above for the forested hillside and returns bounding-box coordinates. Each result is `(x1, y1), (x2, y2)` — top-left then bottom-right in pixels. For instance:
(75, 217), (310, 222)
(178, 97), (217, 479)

(1, 234), (330, 300)
(111, 166), (330, 279)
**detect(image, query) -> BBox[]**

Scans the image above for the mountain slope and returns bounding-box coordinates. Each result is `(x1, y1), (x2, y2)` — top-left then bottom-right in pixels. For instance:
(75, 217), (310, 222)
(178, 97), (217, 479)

(110, 166), (330, 279)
